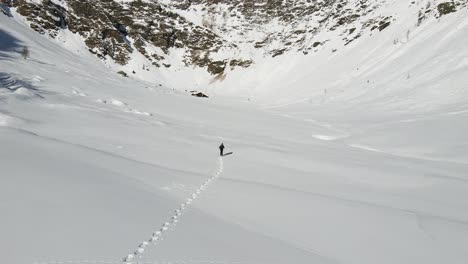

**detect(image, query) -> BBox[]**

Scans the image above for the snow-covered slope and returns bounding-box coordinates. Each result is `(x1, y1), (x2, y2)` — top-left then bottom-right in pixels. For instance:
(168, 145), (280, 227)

(4, 0), (468, 102)
(2, 3), (468, 264)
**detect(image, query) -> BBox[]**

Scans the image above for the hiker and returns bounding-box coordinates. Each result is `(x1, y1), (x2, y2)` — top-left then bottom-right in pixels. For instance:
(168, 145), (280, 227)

(219, 143), (225, 156)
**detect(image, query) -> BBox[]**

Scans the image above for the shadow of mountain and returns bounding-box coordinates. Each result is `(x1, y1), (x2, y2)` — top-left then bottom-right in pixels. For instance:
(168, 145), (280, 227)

(0, 28), (23, 60)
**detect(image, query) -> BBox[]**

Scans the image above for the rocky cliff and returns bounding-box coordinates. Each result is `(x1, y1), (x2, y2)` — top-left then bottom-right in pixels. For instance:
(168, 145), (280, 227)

(1, 0), (467, 77)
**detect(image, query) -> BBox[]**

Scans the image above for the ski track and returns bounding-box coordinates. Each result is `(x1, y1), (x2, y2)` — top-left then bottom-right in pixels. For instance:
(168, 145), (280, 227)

(122, 157), (224, 263)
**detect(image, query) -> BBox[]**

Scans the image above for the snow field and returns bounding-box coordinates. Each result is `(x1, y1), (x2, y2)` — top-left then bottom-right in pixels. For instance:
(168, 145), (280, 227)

(2, 4), (468, 264)
(124, 158), (224, 263)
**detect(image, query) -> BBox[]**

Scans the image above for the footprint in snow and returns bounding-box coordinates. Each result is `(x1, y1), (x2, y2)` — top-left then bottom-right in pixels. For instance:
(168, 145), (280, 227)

(123, 158), (224, 263)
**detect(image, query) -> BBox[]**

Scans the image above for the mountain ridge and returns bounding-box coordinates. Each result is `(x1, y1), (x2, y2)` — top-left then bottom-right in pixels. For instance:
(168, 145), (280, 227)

(1, 0), (467, 100)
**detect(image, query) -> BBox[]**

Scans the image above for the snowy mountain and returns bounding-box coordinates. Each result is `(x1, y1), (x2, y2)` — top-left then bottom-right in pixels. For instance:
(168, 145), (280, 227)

(2, 0), (468, 96)
(1, 1), (468, 264)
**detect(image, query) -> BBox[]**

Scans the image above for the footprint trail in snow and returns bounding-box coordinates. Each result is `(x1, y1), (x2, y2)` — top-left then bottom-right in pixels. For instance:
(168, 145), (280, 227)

(123, 157), (224, 263)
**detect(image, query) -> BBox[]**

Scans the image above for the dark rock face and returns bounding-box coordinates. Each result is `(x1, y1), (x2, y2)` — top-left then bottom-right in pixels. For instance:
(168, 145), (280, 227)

(191, 91), (209, 98)
(438, 2), (457, 15)
(12, 0), (67, 36)
(2, 0), (467, 73)
(158, 0), (467, 57)
(5, 0), (226, 68)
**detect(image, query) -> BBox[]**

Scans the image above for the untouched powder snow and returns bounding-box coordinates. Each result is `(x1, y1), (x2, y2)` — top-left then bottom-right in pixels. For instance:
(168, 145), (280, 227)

(1, 5), (468, 264)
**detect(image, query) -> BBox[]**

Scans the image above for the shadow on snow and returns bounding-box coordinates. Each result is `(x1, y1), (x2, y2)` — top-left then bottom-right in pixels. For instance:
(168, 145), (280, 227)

(0, 28), (24, 60)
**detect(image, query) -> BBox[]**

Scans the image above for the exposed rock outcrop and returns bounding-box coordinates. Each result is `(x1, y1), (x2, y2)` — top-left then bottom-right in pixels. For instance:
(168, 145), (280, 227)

(2, 0), (467, 74)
